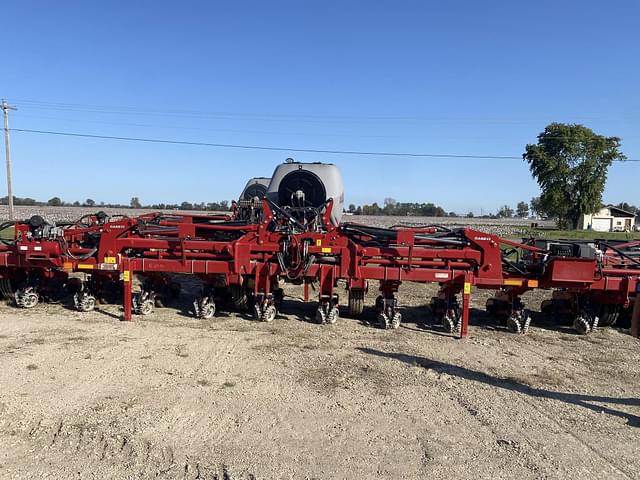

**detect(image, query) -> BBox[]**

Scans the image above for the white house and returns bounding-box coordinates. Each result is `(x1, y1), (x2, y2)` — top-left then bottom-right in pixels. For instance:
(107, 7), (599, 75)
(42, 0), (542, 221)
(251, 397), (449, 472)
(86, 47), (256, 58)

(578, 205), (636, 232)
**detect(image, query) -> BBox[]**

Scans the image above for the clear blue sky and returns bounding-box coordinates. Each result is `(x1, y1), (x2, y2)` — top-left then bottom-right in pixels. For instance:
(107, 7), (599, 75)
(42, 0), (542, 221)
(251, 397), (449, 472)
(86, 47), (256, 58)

(3, 1), (639, 214)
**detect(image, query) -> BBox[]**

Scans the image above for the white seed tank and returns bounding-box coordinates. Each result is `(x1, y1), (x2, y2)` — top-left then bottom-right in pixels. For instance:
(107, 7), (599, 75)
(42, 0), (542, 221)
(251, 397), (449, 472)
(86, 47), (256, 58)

(266, 161), (345, 226)
(239, 177), (271, 201)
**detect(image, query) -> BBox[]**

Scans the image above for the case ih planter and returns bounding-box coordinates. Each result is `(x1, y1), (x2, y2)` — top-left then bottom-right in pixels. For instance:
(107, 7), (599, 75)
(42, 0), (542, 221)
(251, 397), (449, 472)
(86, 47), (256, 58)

(0, 161), (639, 338)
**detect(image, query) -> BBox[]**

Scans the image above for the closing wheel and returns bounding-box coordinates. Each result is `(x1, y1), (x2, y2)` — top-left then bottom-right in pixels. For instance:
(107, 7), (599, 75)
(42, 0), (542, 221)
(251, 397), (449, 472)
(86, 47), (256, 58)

(199, 301), (216, 319)
(390, 311), (401, 329)
(506, 310), (531, 334)
(15, 288), (39, 309)
(260, 304), (277, 322)
(138, 299), (154, 316)
(442, 313), (456, 334)
(74, 292), (96, 312)
(573, 316), (591, 335)
(378, 311), (400, 330)
(442, 309), (460, 334)
(326, 306), (339, 324)
(193, 296), (216, 319)
(316, 303), (337, 325)
(134, 292), (155, 315)
(376, 312), (389, 329)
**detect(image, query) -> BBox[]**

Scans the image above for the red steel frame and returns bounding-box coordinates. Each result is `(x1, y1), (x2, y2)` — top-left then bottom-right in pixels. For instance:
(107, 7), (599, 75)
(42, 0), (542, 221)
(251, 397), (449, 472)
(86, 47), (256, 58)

(0, 201), (639, 338)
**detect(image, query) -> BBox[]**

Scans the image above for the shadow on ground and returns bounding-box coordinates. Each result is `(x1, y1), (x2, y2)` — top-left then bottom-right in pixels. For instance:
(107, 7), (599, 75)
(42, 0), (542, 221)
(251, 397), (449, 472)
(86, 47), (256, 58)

(358, 347), (640, 427)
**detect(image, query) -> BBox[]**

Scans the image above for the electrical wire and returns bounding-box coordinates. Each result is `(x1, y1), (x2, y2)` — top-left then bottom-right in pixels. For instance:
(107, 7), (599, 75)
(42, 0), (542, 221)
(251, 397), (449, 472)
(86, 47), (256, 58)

(11, 128), (638, 161)
(11, 98), (596, 123)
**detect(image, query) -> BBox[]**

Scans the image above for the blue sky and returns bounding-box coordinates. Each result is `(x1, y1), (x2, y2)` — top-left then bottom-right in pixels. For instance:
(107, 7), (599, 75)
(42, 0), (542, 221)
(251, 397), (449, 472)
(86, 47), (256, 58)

(2, 1), (638, 214)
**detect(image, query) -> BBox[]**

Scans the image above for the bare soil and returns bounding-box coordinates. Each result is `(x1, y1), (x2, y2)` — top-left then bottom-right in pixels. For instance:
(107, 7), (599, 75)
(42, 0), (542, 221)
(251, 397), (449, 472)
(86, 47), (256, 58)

(0, 281), (638, 479)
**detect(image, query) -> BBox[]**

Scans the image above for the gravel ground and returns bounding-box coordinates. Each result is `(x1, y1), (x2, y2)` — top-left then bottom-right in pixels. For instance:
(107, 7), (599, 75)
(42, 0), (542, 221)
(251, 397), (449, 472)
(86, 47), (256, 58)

(0, 208), (634, 479)
(0, 281), (638, 479)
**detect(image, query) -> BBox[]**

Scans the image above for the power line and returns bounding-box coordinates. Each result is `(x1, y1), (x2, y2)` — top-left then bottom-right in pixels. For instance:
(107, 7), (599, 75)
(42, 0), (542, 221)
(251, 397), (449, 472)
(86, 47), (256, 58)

(10, 127), (639, 161)
(15, 113), (640, 142)
(9, 128), (523, 159)
(15, 113), (480, 140)
(11, 98), (631, 125)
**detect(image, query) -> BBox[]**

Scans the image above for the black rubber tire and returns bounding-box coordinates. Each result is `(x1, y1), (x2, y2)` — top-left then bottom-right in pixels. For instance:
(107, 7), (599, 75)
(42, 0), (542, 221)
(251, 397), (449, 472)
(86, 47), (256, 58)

(348, 289), (365, 317)
(485, 299), (495, 317)
(230, 285), (249, 311)
(598, 305), (619, 327)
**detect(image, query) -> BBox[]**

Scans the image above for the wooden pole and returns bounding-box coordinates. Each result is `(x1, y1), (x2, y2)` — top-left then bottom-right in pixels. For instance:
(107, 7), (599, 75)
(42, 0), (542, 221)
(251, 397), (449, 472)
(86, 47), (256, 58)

(2, 100), (17, 220)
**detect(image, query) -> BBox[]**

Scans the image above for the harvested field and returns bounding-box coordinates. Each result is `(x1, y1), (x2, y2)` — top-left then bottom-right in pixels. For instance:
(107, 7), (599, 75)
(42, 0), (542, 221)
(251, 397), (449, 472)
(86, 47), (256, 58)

(0, 205), (227, 224)
(347, 215), (554, 237)
(0, 206), (554, 237)
(0, 280), (638, 479)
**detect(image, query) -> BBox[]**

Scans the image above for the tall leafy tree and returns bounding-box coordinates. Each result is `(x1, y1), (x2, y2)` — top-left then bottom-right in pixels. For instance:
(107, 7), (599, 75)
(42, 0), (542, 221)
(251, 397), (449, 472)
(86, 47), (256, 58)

(497, 205), (514, 218)
(530, 197), (544, 217)
(516, 201), (529, 218)
(523, 123), (625, 228)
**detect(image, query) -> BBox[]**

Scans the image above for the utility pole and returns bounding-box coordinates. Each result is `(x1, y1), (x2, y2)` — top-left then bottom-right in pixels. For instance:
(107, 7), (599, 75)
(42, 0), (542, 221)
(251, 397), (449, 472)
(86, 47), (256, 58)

(2, 99), (17, 220)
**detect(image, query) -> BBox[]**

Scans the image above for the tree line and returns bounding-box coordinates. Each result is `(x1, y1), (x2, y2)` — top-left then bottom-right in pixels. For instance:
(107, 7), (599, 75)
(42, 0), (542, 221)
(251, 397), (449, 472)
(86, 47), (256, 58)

(347, 199), (450, 217)
(0, 196), (231, 211)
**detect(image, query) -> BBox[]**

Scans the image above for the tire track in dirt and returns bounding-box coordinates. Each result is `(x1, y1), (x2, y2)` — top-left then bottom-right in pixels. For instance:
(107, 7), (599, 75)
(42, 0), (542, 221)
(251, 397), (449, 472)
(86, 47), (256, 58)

(443, 369), (636, 479)
(0, 409), (257, 479)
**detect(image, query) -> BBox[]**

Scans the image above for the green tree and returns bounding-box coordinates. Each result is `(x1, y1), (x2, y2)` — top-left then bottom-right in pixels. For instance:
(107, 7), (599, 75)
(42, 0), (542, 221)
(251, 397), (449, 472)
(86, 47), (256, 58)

(85, 198), (95, 207)
(616, 202), (637, 214)
(523, 123), (625, 229)
(530, 197), (543, 217)
(362, 202), (382, 215)
(348, 203), (356, 213)
(516, 201), (529, 218)
(497, 205), (514, 218)
(130, 197), (142, 209)
(47, 196), (62, 206)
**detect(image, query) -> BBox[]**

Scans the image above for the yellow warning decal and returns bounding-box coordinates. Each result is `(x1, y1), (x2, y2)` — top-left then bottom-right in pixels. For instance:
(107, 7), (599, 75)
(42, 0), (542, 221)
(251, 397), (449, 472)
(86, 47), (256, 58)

(104, 256), (116, 264)
(527, 279), (539, 288)
(77, 264), (94, 270)
(463, 282), (471, 294)
(321, 247), (332, 253)
(123, 271), (131, 282)
(316, 239), (322, 247)
(503, 279), (523, 286)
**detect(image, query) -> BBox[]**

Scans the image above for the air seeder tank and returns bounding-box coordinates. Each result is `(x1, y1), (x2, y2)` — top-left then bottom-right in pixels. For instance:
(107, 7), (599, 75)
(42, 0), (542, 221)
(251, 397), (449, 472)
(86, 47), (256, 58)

(239, 177), (271, 201)
(266, 161), (345, 226)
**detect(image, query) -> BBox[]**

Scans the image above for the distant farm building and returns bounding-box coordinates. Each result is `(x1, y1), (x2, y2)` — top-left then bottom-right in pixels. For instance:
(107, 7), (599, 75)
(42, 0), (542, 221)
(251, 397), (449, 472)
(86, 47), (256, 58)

(578, 205), (636, 232)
